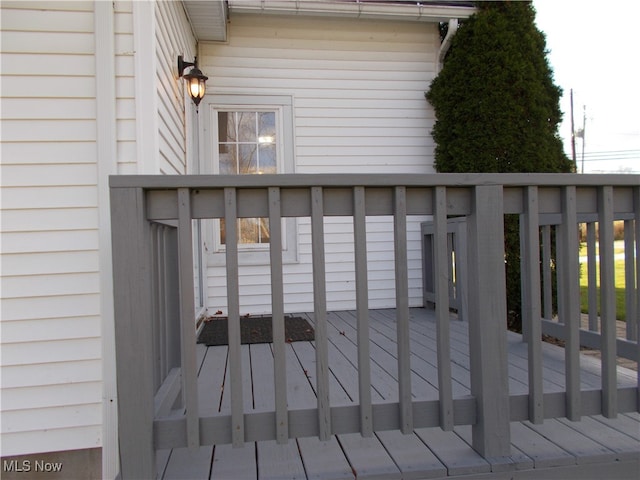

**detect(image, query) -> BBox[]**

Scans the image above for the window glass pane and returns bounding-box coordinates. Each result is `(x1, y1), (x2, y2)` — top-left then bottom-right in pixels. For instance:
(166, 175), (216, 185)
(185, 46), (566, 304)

(259, 144), (276, 174)
(238, 144), (257, 174)
(218, 111), (236, 143)
(219, 144), (237, 174)
(239, 218), (259, 244)
(218, 112), (227, 141)
(258, 112), (276, 142)
(237, 112), (256, 142)
(259, 218), (270, 243)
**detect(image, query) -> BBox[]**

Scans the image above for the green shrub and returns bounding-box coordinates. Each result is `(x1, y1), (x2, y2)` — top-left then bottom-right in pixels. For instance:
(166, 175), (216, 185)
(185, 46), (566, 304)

(426, 1), (573, 330)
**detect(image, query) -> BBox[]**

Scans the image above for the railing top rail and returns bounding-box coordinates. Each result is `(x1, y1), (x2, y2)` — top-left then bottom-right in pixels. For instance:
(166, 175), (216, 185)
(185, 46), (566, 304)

(109, 173), (640, 190)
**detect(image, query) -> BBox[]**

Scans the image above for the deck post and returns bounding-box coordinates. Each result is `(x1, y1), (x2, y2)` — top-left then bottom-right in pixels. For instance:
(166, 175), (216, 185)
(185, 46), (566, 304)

(466, 185), (511, 458)
(110, 186), (156, 479)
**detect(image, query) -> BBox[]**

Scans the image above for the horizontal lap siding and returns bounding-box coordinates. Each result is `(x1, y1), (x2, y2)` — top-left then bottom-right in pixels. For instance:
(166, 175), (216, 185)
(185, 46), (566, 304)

(202, 14), (437, 314)
(155, 0), (195, 175)
(0, 1), (102, 456)
(1, 0), (197, 460)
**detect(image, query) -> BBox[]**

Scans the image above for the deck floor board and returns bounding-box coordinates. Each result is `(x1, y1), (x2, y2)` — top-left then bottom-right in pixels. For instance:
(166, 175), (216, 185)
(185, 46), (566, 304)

(297, 436), (354, 480)
(160, 308), (639, 479)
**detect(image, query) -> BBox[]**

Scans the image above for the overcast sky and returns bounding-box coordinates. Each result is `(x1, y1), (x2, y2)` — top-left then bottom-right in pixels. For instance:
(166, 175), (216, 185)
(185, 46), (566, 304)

(533, 0), (640, 172)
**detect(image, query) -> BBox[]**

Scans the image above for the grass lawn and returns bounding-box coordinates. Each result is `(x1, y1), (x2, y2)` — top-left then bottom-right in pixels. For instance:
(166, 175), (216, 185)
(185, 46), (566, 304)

(579, 241), (628, 321)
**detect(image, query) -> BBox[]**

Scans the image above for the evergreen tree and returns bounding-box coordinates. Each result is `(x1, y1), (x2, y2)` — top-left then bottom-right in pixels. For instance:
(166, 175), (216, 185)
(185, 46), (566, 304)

(426, 1), (573, 329)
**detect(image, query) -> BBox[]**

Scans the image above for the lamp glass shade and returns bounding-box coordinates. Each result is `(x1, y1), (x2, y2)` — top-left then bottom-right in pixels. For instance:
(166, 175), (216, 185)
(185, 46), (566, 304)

(189, 77), (203, 99)
(182, 66), (208, 107)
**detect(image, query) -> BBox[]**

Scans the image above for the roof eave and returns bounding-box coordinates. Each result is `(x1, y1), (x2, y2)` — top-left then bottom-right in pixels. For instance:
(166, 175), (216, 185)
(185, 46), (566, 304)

(227, 0), (475, 22)
(182, 0), (228, 42)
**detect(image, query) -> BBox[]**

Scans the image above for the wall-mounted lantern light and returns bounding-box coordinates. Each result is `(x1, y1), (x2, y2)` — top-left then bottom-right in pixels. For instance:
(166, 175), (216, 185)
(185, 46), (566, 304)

(178, 55), (208, 107)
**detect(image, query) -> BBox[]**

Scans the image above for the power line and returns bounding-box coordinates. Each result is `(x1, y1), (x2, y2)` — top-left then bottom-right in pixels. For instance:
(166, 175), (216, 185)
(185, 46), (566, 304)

(564, 149), (639, 162)
(581, 149), (639, 158)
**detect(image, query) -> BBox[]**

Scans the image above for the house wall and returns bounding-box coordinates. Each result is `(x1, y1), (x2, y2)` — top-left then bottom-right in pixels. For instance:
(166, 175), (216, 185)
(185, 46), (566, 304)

(1, 0), (104, 459)
(0, 0), (196, 474)
(156, 0), (196, 175)
(200, 13), (439, 315)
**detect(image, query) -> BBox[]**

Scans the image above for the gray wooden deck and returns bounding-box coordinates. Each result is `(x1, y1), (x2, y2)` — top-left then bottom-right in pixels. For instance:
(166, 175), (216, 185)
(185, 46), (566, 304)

(157, 308), (639, 479)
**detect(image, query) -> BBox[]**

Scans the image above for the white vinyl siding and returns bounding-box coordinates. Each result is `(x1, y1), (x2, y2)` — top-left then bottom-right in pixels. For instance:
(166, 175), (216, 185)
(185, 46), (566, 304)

(155, 0), (196, 175)
(201, 14), (438, 314)
(0, 1), (102, 457)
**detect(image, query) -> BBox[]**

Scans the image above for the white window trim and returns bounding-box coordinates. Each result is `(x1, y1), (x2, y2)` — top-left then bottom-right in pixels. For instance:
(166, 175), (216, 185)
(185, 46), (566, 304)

(200, 94), (298, 266)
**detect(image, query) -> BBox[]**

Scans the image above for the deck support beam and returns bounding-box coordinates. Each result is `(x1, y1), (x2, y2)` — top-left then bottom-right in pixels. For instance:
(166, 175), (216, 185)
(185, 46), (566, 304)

(466, 185), (511, 458)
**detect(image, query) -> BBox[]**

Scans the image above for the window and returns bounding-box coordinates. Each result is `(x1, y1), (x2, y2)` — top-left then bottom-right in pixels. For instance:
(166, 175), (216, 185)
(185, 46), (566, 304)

(218, 111), (276, 246)
(201, 95), (297, 265)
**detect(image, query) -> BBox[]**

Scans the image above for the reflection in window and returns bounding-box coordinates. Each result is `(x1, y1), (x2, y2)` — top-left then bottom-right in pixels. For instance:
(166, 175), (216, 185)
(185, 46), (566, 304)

(218, 111), (277, 245)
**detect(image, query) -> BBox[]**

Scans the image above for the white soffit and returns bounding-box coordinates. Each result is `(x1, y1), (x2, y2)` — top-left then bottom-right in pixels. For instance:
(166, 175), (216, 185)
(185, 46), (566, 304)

(227, 0), (475, 22)
(183, 0), (228, 42)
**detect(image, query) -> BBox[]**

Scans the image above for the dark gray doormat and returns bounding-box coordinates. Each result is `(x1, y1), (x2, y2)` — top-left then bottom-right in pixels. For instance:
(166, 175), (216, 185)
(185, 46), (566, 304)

(197, 316), (315, 346)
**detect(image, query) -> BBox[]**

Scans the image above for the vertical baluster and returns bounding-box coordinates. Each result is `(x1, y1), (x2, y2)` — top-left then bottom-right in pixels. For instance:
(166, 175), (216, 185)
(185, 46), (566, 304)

(422, 231), (434, 309)
(433, 186), (453, 430)
(454, 219), (468, 322)
(541, 225), (553, 320)
(623, 219), (637, 341)
(523, 186), (543, 424)
(587, 222), (598, 331)
(158, 226), (167, 383)
(224, 187), (244, 446)
(560, 186), (581, 421)
(520, 218), (530, 343)
(556, 222), (565, 327)
(161, 226), (172, 383)
(394, 186), (413, 434)
(353, 186), (373, 436)
(447, 233), (455, 302)
(268, 187), (288, 444)
(311, 187), (331, 440)
(634, 186), (640, 410)
(598, 186), (617, 418)
(150, 224), (161, 389)
(177, 189), (199, 448)
(166, 227), (181, 374)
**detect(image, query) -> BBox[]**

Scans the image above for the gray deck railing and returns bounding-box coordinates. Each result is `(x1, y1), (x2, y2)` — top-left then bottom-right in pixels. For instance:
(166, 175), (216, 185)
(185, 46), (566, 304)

(422, 211), (640, 347)
(110, 174), (640, 479)
(421, 216), (468, 320)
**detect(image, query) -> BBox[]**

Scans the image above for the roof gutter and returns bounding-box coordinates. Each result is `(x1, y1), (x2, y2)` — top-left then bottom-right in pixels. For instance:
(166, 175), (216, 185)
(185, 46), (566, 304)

(227, 0), (474, 23)
(437, 18), (459, 73)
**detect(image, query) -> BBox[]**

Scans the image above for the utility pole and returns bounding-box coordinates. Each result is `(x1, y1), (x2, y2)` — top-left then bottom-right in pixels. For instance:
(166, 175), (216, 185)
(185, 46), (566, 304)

(575, 105), (586, 173)
(580, 106), (586, 174)
(570, 89), (577, 168)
